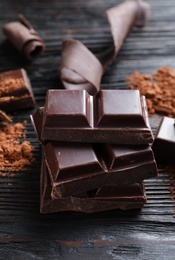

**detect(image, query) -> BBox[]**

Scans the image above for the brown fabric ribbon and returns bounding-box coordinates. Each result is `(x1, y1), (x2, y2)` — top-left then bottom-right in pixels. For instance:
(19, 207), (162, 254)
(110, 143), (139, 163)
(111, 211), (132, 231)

(59, 0), (151, 95)
(3, 14), (45, 61)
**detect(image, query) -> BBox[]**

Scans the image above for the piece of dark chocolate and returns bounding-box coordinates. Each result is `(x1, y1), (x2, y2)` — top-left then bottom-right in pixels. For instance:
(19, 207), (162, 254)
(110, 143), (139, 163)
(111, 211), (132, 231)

(32, 89), (153, 144)
(59, 0), (150, 95)
(40, 160), (147, 213)
(0, 69), (35, 112)
(43, 141), (157, 198)
(3, 14), (45, 61)
(152, 116), (175, 164)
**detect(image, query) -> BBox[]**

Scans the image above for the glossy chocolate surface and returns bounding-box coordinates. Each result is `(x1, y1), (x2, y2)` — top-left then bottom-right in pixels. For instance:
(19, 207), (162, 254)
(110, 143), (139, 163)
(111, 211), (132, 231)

(32, 89), (153, 144)
(0, 69), (35, 111)
(152, 116), (175, 163)
(44, 141), (157, 197)
(40, 161), (147, 213)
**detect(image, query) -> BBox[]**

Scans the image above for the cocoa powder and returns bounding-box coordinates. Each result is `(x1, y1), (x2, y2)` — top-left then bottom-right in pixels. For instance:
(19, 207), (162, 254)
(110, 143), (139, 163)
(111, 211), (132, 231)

(126, 67), (175, 117)
(0, 77), (24, 96)
(0, 121), (34, 172)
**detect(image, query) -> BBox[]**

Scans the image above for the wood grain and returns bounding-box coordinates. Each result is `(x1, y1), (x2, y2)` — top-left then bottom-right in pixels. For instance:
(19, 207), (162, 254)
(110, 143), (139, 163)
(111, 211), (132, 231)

(0, 0), (175, 259)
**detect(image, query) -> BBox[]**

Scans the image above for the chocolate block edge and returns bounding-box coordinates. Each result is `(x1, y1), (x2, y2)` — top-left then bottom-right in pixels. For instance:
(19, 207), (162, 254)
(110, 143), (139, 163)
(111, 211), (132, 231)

(40, 160), (147, 214)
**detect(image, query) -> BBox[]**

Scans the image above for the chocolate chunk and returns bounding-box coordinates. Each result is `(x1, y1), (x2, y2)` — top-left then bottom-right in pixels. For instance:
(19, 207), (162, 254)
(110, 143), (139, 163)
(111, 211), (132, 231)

(59, 0), (150, 95)
(40, 160), (147, 213)
(3, 14), (45, 61)
(43, 141), (157, 198)
(32, 89), (153, 144)
(0, 69), (35, 112)
(152, 116), (175, 164)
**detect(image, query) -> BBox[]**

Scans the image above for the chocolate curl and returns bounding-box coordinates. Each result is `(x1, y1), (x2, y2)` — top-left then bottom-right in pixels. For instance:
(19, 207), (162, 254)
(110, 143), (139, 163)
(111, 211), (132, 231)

(60, 39), (103, 96)
(3, 14), (45, 61)
(59, 0), (151, 95)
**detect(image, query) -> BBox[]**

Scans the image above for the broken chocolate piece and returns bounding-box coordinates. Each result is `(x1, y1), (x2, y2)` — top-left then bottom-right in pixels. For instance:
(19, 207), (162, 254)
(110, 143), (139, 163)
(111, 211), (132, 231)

(3, 14), (45, 61)
(32, 89), (153, 144)
(44, 141), (157, 198)
(40, 160), (147, 213)
(152, 116), (175, 164)
(0, 69), (35, 112)
(59, 0), (150, 95)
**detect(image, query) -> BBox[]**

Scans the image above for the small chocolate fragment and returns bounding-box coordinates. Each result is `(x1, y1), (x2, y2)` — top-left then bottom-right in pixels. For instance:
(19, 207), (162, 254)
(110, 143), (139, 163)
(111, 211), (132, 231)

(0, 110), (12, 122)
(59, 0), (150, 95)
(43, 141), (157, 198)
(152, 116), (175, 164)
(3, 14), (45, 61)
(32, 89), (153, 144)
(0, 69), (35, 112)
(40, 160), (147, 213)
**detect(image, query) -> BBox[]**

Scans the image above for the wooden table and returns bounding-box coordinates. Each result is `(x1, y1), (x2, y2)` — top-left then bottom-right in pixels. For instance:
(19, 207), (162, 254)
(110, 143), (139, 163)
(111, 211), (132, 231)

(0, 0), (175, 259)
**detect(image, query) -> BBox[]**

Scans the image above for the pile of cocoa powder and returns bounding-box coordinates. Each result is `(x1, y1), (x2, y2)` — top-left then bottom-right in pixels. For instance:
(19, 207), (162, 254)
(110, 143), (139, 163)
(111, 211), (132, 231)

(0, 120), (34, 173)
(126, 66), (175, 117)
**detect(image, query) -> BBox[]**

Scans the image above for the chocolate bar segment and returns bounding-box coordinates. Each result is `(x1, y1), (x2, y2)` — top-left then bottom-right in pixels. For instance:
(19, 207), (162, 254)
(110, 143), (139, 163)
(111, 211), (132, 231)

(36, 89), (153, 144)
(44, 142), (103, 181)
(152, 116), (175, 164)
(0, 69), (35, 112)
(94, 90), (147, 127)
(3, 14), (45, 61)
(40, 160), (147, 213)
(44, 89), (90, 127)
(59, 0), (150, 95)
(43, 141), (157, 198)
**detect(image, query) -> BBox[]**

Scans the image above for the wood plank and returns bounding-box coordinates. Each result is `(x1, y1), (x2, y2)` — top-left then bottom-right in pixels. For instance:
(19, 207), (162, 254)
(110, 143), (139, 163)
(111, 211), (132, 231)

(0, 0), (175, 258)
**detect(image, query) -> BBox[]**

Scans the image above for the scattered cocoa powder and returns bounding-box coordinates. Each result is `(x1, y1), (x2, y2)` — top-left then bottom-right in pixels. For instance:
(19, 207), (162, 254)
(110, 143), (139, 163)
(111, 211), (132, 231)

(126, 67), (175, 117)
(0, 121), (34, 172)
(0, 74), (24, 96)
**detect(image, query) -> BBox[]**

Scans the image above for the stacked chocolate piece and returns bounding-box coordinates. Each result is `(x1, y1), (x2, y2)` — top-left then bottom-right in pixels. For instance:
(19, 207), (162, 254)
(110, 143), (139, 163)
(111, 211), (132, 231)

(29, 0), (156, 213)
(32, 89), (158, 213)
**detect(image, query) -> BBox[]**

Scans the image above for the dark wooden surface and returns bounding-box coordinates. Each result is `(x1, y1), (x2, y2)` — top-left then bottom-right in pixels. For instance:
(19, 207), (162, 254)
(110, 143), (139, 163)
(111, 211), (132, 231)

(0, 0), (175, 259)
